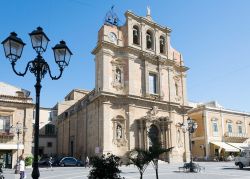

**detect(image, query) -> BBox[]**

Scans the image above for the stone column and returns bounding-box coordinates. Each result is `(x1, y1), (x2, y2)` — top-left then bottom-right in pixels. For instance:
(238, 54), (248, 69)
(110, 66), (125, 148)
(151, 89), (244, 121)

(141, 120), (145, 149)
(158, 65), (162, 97)
(144, 61), (149, 96)
(138, 120), (142, 148)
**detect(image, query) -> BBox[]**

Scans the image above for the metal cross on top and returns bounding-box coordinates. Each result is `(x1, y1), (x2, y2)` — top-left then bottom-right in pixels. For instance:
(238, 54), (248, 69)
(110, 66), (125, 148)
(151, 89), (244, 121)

(104, 5), (119, 26)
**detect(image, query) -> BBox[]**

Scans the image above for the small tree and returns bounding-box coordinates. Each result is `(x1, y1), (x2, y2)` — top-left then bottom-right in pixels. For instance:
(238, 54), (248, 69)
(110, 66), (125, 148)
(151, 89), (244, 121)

(149, 140), (173, 179)
(25, 156), (33, 166)
(128, 148), (151, 179)
(88, 153), (123, 179)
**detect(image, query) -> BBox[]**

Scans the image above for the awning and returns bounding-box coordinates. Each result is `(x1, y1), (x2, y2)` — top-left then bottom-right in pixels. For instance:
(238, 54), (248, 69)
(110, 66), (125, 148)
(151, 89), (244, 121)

(0, 144), (24, 150)
(227, 143), (249, 150)
(210, 141), (239, 152)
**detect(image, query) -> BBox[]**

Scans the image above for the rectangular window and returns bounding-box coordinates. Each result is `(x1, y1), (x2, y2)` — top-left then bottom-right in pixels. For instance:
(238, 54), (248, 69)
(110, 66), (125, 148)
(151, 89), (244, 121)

(238, 125), (243, 134)
(45, 125), (55, 135)
(47, 142), (52, 147)
(149, 73), (157, 94)
(0, 116), (10, 133)
(212, 122), (218, 136)
(227, 123), (233, 133)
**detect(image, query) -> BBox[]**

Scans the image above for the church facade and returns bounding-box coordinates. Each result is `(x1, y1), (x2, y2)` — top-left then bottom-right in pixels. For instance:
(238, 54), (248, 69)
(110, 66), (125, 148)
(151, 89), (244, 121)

(57, 9), (191, 163)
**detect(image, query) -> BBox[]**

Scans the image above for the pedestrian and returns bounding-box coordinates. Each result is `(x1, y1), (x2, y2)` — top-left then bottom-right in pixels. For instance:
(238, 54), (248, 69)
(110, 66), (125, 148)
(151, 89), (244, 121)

(48, 157), (53, 169)
(19, 156), (25, 179)
(85, 156), (89, 168)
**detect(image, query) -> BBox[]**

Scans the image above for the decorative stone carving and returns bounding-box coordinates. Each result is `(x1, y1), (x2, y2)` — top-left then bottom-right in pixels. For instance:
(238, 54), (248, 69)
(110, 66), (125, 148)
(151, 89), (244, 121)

(112, 115), (127, 147)
(111, 59), (125, 91)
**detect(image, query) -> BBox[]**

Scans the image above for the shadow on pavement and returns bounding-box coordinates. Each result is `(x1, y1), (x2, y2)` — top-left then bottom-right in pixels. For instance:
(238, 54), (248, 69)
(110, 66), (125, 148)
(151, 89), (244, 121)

(121, 171), (138, 174)
(222, 167), (250, 171)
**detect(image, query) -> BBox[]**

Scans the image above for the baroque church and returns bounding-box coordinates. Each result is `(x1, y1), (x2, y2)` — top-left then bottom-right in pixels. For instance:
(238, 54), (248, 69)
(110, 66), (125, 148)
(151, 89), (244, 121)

(56, 8), (191, 163)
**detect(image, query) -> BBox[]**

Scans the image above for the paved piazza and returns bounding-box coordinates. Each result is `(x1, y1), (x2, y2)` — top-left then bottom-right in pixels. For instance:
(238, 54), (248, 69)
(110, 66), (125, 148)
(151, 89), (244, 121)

(3, 162), (250, 179)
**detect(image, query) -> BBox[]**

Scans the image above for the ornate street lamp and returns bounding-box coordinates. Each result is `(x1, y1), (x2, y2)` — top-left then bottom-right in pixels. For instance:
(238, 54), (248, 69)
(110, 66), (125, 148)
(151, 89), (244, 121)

(187, 117), (198, 172)
(1, 27), (72, 179)
(10, 122), (28, 174)
(180, 117), (198, 172)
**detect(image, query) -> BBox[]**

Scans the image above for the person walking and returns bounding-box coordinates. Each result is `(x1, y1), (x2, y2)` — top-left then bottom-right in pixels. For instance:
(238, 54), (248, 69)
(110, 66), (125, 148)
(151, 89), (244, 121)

(19, 156), (25, 179)
(48, 157), (53, 170)
(85, 156), (89, 168)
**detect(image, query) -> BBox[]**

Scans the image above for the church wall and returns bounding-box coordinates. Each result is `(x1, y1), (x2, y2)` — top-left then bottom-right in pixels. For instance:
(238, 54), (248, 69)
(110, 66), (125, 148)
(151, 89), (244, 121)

(99, 97), (189, 163)
(127, 56), (142, 96)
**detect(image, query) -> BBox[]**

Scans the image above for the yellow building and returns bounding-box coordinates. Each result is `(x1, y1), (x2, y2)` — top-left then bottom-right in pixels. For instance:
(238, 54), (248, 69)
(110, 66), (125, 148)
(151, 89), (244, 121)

(188, 101), (250, 160)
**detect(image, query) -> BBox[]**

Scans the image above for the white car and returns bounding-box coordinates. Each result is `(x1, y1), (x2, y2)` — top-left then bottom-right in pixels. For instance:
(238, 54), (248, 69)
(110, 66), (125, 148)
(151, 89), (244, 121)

(235, 149), (250, 169)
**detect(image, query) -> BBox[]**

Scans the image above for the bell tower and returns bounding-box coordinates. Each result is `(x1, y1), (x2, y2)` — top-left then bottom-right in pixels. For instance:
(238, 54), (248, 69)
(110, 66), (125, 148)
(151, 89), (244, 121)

(92, 8), (189, 106)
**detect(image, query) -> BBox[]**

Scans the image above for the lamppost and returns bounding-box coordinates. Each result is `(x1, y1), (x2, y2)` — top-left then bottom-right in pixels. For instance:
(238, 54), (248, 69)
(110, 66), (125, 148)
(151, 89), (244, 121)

(1, 27), (72, 179)
(10, 122), (27, 174)
(180, 117), (198, 172)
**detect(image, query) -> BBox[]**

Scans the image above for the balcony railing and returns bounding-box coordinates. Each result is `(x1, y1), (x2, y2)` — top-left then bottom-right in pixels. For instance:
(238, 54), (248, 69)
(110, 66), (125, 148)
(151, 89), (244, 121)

(224, 132), (248, 138)
(0, 130), (15, 137)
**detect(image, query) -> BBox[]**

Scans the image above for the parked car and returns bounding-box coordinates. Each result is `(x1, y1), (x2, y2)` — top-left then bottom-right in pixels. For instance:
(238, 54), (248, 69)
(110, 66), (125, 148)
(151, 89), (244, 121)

(38, 157), (53, 166)
(59, 157), (84, 167)
(52, 156), (64, 166)
(39, 156), (63, 166)
(235, 148), (250, 169)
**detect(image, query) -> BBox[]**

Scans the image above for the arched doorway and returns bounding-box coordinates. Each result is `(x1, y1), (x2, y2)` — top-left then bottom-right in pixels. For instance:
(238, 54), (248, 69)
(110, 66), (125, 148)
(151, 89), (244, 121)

(148, 124), (160, 147)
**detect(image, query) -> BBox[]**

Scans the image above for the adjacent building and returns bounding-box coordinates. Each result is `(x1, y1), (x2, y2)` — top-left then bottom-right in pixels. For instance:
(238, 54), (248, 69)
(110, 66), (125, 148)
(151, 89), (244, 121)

(56, 9), (191, 163)
(0, 82), (33, 168)
(33, 107), (57, 157)
(188, 101), (250, 160)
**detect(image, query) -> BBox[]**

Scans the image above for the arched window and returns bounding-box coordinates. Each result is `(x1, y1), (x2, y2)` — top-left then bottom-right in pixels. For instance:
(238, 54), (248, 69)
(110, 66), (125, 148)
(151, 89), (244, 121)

(116, 124), (122, 139)
(159, 36), (165, 53)
(115, 68), (121, 83)
(238, 125), (243, 134)
(212, 120), (219, 136)
(227, 122), (233, 133)
(146, 30), (153, 50)
(133, 25), (140, 45)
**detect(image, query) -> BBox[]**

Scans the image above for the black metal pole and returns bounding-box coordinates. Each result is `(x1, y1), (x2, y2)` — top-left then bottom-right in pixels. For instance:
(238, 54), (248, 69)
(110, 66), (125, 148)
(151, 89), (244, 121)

(189, 130), (194, 172)
(15, 131), (20, 174)
(31, 69), (41, 179)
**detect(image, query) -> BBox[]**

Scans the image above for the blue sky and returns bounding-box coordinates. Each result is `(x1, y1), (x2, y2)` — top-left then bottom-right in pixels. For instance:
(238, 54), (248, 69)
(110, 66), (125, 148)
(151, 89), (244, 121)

(1, 0), (250, 111)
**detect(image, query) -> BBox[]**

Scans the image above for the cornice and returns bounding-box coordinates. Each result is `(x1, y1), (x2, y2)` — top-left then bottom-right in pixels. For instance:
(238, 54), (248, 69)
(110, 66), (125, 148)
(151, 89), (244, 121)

(174, 65), (189, 72)
(0, 94), (32, 100)
(188, 105), (250, 117)
(92, 41), (187, 69)
(0, 100), (34, 107)
(125, 11), (172, 34)
(96, 91), (191, 110)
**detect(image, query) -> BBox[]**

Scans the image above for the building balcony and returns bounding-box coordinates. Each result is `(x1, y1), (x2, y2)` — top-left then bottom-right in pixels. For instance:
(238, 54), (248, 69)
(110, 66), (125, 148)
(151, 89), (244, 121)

(224, 132), (248, 138)
(224, 132), (248, 142)
(0, 130), (15, 137)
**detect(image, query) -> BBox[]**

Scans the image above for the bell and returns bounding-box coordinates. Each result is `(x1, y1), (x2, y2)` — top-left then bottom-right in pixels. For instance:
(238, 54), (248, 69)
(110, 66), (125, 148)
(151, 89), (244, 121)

(133, 29), (138, 36)
(147, 36), (151, 42)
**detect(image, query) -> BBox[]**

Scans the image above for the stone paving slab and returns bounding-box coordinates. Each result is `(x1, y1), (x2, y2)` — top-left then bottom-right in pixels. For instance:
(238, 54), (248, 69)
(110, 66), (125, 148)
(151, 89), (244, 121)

(2, 162), (250, 179)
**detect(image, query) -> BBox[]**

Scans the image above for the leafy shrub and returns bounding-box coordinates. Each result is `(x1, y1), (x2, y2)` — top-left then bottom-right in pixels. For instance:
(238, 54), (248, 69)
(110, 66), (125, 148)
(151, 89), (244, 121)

(88, 153), (123, 179)
(25, 156), (33, 166)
